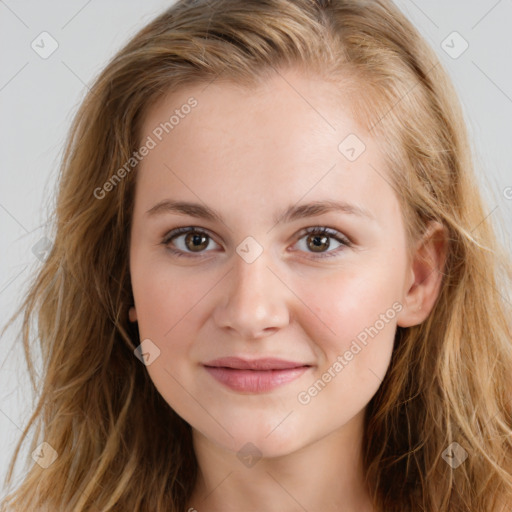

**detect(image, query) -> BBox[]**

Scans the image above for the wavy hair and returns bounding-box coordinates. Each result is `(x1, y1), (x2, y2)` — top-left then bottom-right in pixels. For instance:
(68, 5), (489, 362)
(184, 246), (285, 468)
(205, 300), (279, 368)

(2, 0), (512, 510)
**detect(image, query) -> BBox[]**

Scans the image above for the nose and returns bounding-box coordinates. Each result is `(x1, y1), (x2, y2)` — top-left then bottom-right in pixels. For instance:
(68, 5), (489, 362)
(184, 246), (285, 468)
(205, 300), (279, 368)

(212, 248), (291, 340)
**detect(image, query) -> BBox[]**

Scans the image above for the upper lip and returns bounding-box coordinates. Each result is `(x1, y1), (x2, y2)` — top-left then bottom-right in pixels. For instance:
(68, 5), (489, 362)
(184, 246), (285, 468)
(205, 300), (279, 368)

(203, 357), (312, 370)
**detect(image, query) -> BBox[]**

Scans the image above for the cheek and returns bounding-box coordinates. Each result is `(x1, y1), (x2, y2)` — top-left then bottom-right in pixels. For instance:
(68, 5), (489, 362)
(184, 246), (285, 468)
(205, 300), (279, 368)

(293, 273), (398, 425)
(130, 264), (214, 395)
(130, 263), (208, 422)
(131, 258), (212, 340)
(295, 266), (401, 374)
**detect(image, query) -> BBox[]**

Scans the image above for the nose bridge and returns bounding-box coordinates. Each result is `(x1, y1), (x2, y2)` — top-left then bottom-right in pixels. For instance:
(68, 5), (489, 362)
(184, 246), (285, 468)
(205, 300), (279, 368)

(213, 246), (290, 338)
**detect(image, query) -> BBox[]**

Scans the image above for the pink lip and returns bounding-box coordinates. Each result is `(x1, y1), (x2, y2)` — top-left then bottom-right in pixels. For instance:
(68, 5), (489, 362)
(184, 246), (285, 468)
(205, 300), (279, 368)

(203, 357), (312, 393)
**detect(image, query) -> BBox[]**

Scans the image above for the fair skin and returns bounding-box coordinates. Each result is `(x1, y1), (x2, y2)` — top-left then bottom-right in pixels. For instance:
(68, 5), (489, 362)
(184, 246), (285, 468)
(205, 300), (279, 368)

(128, 68), (446, 512)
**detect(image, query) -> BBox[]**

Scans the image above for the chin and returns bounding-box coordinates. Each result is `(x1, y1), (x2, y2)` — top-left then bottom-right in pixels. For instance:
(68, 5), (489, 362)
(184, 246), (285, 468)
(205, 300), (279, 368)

(196, 416), (315, 460)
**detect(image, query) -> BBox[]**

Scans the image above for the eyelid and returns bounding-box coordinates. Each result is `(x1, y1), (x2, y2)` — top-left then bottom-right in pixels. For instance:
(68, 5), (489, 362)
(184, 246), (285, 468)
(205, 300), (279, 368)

(161, 226), (221, 257)
(161, 226), (216, 245)
(161, 225), (352, 259)
(296, 226), (351, 245)
(290, 226), (352, 259)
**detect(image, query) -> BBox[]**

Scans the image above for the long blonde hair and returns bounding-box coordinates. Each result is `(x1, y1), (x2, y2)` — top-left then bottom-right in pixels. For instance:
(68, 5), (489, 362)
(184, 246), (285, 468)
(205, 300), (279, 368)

(2, 0), (511, 510)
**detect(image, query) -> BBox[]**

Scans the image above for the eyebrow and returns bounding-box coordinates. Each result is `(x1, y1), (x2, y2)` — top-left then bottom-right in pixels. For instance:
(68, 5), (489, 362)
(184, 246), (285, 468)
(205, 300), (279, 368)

(146, 199), (375, 224)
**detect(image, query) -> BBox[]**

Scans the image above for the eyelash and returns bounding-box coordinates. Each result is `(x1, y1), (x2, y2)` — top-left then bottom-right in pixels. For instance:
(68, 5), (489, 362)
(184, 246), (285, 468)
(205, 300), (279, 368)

(161, 226), (352, 260)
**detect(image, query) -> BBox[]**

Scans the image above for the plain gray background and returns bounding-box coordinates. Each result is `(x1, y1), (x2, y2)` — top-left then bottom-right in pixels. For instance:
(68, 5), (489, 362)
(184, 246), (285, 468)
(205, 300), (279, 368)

(1, 0), (511, 497)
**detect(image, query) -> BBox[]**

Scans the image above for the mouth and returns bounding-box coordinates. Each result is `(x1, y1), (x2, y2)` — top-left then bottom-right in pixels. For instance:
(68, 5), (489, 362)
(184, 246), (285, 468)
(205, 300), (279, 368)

(202, 357), (313, 393)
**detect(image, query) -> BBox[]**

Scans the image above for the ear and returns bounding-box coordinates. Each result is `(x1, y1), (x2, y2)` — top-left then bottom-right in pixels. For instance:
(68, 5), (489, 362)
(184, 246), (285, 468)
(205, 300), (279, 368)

(128, 306), (138, 323)
(396, 220), (448, 328)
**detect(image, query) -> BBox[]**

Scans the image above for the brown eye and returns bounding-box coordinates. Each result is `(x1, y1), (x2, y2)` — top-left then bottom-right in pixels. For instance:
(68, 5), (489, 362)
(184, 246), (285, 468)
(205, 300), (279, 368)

(184, 232), (209, 252)
(306, 233), (330, 253)
(162, 227), (220, 257)
(293, 227), (351, 259)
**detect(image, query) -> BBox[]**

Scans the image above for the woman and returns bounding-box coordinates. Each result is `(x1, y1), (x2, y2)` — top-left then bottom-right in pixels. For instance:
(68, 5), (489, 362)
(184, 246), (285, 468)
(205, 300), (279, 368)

(2, 0), (511, 510)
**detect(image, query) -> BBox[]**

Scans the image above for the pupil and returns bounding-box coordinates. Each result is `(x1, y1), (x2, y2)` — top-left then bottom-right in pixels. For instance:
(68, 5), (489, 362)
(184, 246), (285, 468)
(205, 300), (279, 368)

(310, 234), (329, 252)
(187, 232), (208, 251)
(184, 232), (331, 253)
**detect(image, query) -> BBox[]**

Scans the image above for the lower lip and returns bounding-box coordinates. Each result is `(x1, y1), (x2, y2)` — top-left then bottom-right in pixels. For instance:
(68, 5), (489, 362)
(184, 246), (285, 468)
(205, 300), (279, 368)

(203, 366), (311, 393)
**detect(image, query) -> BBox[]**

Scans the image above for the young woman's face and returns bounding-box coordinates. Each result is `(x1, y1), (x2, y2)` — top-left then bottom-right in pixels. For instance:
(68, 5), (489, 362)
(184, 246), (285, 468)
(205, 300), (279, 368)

(129, 69), (413, 456)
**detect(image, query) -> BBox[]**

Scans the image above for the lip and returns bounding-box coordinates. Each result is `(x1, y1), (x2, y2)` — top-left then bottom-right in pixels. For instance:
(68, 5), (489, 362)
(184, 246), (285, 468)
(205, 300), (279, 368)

(204, 356), (311, 370)
(203, 357), (312, 393)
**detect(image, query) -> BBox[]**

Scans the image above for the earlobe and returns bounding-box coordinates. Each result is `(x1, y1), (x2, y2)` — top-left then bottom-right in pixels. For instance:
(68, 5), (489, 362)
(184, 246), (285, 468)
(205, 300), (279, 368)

(128, 306), (138, 322)
(396, 221), (448, 328)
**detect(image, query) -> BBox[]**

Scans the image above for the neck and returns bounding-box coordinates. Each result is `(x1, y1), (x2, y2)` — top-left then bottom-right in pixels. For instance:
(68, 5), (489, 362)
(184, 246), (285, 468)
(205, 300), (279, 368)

(186, 408), (376, 512)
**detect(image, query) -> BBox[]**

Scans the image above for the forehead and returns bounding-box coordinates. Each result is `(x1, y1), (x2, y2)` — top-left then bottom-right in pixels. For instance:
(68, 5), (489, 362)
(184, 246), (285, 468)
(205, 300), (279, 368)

(143, 73), (348, 145)
(134, 70), (398, 226)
